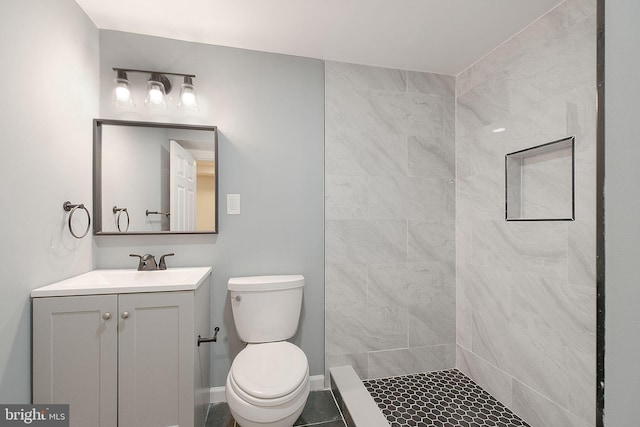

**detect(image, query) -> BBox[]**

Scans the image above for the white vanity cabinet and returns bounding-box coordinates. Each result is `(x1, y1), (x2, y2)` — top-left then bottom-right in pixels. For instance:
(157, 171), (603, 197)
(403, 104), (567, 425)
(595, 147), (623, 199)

(31, 268), (212, 427)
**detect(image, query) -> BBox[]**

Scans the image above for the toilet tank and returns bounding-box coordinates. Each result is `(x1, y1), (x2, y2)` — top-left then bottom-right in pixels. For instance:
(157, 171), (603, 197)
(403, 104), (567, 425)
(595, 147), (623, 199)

(228, 275), (304, 343)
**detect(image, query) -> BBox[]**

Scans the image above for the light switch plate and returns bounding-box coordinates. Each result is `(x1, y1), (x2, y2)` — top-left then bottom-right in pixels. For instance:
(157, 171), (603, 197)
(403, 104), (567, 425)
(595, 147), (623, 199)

(227, 194), (241, 215)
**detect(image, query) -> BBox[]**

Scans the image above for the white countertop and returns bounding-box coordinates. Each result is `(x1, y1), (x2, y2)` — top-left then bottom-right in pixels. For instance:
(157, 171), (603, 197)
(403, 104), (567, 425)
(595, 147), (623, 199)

(31, 267), (212, 297)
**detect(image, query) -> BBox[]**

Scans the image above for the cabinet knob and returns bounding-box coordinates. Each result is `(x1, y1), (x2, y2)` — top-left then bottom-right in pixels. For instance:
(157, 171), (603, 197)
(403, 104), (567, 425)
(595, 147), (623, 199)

(121, 311), (130, 319)
(102, 312), (112, 321)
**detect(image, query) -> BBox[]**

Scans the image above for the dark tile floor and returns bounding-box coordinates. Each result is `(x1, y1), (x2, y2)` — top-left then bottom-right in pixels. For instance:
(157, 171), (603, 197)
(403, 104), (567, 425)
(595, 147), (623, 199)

(205, 389), (347, 427)
(364, 369), (530, 427)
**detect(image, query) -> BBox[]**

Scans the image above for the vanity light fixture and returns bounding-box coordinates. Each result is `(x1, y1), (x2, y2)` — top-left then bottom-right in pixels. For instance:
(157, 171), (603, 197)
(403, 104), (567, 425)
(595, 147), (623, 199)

(112, 68), (199, 112)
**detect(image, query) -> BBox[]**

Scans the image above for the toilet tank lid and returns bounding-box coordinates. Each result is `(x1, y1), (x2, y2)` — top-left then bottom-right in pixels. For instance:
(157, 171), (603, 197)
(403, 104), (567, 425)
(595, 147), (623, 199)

(228, 275), (304, 291)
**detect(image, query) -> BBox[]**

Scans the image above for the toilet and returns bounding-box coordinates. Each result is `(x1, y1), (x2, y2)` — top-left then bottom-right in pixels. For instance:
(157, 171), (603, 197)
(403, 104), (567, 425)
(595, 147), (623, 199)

(225, 275), (310, 427)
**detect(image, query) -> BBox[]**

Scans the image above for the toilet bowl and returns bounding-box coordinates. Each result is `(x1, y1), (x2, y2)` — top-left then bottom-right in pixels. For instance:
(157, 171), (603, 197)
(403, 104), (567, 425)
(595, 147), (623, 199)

(226, 342), (309, 427)
(225, 275), (309, 427)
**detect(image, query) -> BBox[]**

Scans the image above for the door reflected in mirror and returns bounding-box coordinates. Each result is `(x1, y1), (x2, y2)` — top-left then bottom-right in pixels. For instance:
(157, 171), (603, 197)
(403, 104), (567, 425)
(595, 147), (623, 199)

(94, 119), (218, 234)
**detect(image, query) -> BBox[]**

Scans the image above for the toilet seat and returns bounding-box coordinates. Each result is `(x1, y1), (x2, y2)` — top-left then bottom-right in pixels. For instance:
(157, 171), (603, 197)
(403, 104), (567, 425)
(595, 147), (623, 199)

(230, 342), (308, 406)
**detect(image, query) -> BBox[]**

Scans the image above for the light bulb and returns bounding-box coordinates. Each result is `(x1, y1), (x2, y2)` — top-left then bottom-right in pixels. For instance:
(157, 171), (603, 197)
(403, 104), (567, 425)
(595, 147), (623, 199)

(181, 92), (195, 106)
(149, 86), (164, 104)
(144, 75), (168, 110)
(115, 85), (130, 102)
(113, 70), (135, 108)
(178, 76), (200, 111)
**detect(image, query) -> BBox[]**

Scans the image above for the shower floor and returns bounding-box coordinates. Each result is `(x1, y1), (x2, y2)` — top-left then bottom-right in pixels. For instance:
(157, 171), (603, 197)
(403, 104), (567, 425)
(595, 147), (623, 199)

(363, 369), (530, 427)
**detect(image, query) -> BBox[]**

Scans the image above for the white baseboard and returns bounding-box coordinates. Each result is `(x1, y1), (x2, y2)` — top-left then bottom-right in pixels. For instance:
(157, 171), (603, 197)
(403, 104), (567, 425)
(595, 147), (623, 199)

(210, 385), (227, 403)
(210, 374), (326, 403)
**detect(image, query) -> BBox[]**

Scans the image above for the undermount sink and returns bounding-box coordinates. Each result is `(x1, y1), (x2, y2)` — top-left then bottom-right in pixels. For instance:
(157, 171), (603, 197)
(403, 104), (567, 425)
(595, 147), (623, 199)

(30, 267), (212, 297)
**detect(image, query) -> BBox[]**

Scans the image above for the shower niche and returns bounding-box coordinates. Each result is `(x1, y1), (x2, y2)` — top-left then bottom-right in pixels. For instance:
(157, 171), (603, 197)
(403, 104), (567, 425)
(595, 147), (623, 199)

(505, 136), (575, 221)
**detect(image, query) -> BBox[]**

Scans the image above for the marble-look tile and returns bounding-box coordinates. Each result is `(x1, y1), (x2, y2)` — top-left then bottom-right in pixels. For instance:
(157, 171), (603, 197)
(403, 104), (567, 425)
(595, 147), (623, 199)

(471, 220), (568, 279)
(367, 262), (410, 308)
(459, 264), (511, 319)
(509, 273), (595, 419)
(407, 136), (455, 180)
(568, 220), (596, 287)
(455, 278), (473, 350)
(566, 0), (596, 27)
(325, 175), (368, 220)
(512, 379), (591, 427)
(325, 85), (401, 136)
(408, 263), (455, 347)
(566, 87), (597, 153)
(471, 307), (513, 373)
(325, 263), (367, 311)
(473, 96), (566, 158)
(365, 176), (410, 220)
(325, 127), (407, 177)
(407, 218), (454, 263)
(457, 171), (504, 220)
(564, 343), (596, 423)
(443, 95), (455, 124)
(368, 344), (455, 379)
(326, 60), (406, 92)
(325, 220), (407, 264)
(325, 306), (407, 355)
(509, 320), (569, 410)
(369, 91), (445, 137)
(325, 353), (369, 384)
(407, 71), (455, 97)
(573, 144), (597, 221)
(408, 298), (455, 347)
(445, 178), (456, 218)
(456, 344), (513, 407)
(512, 274), (595, 353)
(457, 73), (510, 131)
(366, 176), (447, 221)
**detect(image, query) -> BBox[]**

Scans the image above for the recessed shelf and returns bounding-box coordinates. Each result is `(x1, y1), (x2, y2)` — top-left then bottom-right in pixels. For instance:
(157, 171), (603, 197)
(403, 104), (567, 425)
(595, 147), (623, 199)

(505, 136), (575, 221)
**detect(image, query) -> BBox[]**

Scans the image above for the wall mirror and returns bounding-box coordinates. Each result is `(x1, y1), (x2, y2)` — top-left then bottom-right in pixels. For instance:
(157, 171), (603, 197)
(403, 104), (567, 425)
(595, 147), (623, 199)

(93, 119), (218, 235)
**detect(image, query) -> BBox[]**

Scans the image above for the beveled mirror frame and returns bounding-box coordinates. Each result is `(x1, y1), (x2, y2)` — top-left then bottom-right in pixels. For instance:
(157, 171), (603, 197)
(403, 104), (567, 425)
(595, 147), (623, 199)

(93, 119), (218, 235)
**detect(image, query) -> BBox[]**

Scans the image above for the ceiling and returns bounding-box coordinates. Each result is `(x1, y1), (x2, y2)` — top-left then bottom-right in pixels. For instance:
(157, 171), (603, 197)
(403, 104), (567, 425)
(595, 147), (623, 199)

(74, 0), (564, 76)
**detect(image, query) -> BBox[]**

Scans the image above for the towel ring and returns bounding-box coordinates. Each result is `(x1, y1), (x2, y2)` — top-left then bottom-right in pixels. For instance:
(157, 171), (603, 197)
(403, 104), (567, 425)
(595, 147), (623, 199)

(63, 201), (91, 239)
(113, 206), (130, 232)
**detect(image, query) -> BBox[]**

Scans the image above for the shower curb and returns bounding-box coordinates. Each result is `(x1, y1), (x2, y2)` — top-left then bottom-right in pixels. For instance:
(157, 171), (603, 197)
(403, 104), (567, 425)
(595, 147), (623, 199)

(329, 366), (390, 427)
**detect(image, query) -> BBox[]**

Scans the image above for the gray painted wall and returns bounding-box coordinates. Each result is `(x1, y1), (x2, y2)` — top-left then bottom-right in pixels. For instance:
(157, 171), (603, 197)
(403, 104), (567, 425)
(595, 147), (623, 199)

(0, 0), (99, 402)
(455, 1), (597, 426)
(97, 31), (325, 386)
(604, 0), (640, 424)
(324, 61), (457, 381)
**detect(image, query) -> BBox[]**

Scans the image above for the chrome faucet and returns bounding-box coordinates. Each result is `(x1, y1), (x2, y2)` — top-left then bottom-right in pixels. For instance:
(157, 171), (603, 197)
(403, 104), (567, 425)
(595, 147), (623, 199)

(130, 253), (174, 271)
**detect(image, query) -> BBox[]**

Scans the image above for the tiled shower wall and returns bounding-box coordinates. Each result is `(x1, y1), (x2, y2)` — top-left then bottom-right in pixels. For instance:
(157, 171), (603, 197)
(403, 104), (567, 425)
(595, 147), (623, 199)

(324, 61), (456, 380)
(456, 0), (597, 426)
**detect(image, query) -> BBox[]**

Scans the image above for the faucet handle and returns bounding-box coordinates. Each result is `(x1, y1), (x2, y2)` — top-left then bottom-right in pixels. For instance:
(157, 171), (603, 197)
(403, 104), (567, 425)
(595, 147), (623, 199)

(129, 254), (145, 271)
(159, 253), (175, 270)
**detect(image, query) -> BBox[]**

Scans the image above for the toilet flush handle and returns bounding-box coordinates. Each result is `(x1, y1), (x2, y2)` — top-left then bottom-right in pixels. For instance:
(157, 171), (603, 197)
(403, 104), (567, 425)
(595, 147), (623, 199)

(235, 295), (241, 302)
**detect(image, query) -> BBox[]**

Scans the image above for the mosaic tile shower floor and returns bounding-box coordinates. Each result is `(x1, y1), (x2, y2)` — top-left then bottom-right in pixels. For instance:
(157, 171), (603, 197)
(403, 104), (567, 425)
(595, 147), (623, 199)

(363, 369), (530, 427)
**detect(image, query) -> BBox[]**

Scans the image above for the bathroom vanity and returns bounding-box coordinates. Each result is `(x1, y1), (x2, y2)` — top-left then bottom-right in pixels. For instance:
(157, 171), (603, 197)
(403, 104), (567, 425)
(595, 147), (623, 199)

(31, 267), (212, 427)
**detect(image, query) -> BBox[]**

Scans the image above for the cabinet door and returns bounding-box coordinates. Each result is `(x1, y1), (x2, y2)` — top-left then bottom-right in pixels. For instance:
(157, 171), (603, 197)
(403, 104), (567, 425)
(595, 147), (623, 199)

(118, 292), (194, 427)
(32, 295), (118, 427)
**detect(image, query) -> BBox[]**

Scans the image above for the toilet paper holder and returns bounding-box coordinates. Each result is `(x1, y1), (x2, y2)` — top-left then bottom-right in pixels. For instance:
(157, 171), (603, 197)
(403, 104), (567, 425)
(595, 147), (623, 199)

(198, 326), (220, 346)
